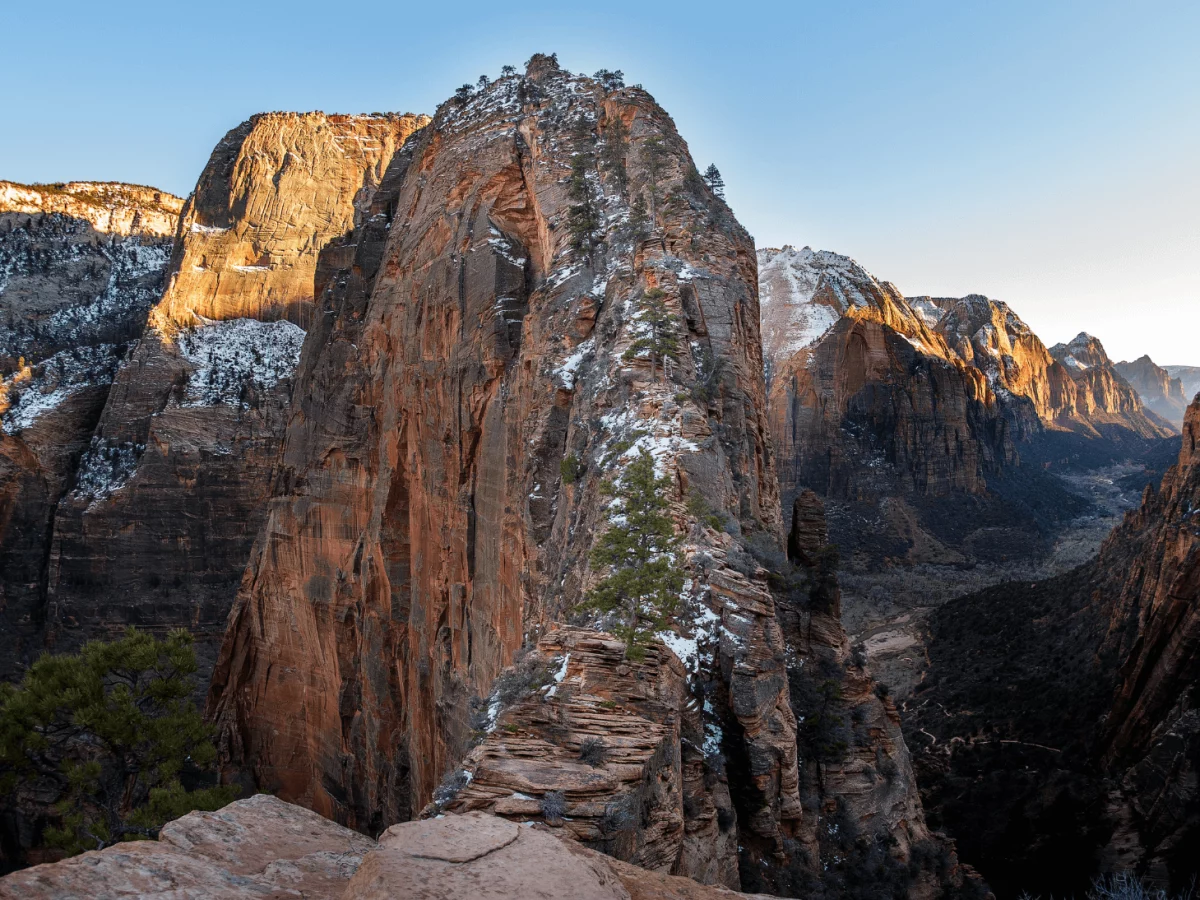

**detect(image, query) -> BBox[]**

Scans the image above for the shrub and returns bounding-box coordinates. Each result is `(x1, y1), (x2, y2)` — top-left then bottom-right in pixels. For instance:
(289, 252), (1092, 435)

(541, 790), (567, 821)
(560, 453), (582, 484)
(579, 737), (608, 767)
(492, 650), (556, 707)
(432, 769), (469, 808)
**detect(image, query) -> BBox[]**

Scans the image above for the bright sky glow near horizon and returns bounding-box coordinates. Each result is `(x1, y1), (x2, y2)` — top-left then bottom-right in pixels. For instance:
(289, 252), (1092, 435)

(4, 0), (1197, 365)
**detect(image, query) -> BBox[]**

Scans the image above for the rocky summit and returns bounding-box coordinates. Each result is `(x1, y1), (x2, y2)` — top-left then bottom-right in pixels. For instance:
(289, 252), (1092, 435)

(0, 47), (1196, 900)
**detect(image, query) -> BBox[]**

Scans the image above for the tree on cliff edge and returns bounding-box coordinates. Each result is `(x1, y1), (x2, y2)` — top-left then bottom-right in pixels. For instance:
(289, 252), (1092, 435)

(584, 450), (683, 658)
(0, 628), (235, 856)
(623, 287), (680, 382)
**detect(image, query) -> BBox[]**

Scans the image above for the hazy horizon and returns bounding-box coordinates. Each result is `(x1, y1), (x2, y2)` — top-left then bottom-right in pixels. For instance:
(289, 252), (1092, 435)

(5, 0), (1197, 365)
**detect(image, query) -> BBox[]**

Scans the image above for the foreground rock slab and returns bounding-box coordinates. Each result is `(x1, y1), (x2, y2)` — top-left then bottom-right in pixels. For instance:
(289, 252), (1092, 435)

(0, 794), (374, 899)
(0, 801), (779, 900)
(350, 812), (776, 900)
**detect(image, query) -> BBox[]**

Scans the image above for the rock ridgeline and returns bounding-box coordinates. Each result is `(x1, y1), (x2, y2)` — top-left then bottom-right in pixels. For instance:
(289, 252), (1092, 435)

(0, 181), (183, 680)
(1114, 355), (1189, 428)
(904, 393), (1200, 896)
(757, 246), (1175, 572)
(1165, 365), (1200, 401)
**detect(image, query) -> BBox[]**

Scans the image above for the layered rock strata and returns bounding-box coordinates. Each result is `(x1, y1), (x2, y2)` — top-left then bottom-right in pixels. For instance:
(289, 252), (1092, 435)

(1049, 334), (1176, 438)
(0, 182), (182, 678)
(38, 112), (426, 685)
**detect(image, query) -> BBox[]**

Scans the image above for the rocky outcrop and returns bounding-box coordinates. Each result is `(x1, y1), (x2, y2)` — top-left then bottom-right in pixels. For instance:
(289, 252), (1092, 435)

(37, 112), (427, 687)
(1114, 355), (1189, 428)
(0, 182), (181, 679)
(0, 800), (780, 899)
(202, 59), (951, 897)
(208, 57), (794, 846)
(433, 627), (740, 887)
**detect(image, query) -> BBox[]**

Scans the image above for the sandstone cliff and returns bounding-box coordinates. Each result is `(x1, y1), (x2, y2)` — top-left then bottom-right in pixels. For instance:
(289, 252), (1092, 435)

(0, 182), (182, 679)
(204, 59), (953, 895)
(38, 112), (427, 687)
(1114, 355), (1189, 428)
(1165, 366), (1200, 401)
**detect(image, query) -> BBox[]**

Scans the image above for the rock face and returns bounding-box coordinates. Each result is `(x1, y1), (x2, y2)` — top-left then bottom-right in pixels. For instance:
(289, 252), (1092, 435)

(0, 800), (779, 899)
(0, 794), (381, 900)
(1115, 355), (1189, 428)
(759, 248), (1102, 574)
(905, 393), (1200, 896)
(1049, 334), (1176, 438)
(0, 182), (181, 679)
(1165, 366), (1200, 401)
(37, 112), (427, 687)
(204, 59), (951, 896)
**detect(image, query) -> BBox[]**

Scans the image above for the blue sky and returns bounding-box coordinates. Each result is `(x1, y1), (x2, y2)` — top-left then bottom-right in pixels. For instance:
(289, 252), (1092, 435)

(5, 0), (1198, 364)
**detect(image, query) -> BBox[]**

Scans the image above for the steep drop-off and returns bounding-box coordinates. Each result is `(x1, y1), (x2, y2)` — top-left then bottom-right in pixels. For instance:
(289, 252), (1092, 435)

(0, 182), (182, 679)
(38, 113), (427, 685)
(905, 393), (1200, 897)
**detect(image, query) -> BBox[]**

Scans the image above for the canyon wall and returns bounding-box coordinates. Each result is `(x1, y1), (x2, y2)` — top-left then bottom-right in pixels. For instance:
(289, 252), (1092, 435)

(0, 182), (181, 678)
(39, 113), (426, 685)
(905, 393), (1200, 896)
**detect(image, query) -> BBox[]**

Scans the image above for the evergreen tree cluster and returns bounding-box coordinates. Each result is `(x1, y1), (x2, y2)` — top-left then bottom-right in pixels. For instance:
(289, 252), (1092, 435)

(566, 116), (602, 253)
(0, 628), (235, 856)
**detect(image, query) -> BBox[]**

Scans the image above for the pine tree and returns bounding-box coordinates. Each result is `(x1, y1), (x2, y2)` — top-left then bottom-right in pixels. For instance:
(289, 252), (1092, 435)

(640, 135), (670, 222)
(454, 84), (474, 104)
(593, 69), (625, 91)
(0, 628), (236, 856)
(501, 65), (516, 77)
(584, 450), (683, 657)
(702, 164), (725, 199)
(599, 115), (630, 193)
(623, 288), (679, 381)
(628, 193), (649, 240)
(567, 116), (601, 253)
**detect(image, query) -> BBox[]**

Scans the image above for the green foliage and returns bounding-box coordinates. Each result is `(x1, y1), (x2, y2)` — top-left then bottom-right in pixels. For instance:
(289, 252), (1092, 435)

(567, 117), (601, 253)
(622, 288), (680, 382)
(0, 628), (236, 856)
(583, 450), (683, 657)
(560, 452), (583, 484)
(599, 115), (630, 193)
(593, 69), (625, 91)
(601, 428), (649, 468)
(640, 135), (670, 220)
(702, 164), (725, 199)
(686, 489), (726, 531)
(628, 192), (649, 240)
(689, 346), (726, 406)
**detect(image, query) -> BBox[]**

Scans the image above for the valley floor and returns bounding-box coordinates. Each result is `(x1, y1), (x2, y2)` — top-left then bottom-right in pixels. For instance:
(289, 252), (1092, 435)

(840, 463), (1150, 698)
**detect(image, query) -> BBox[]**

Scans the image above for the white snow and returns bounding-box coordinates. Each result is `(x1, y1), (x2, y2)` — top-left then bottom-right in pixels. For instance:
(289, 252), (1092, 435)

(176, 318), (305, 408)
(189, 222), (229, 235)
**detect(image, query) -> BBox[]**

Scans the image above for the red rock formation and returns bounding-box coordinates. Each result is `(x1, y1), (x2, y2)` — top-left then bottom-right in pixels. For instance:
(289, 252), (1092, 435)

(1114, 355), (1189, 429)
(435, 627), (740, 887)
(208, 59), (797, 850)
(39, 112), (426, 685)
